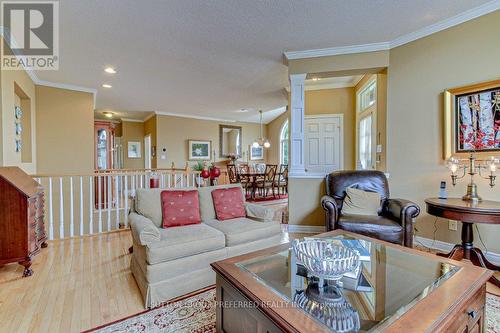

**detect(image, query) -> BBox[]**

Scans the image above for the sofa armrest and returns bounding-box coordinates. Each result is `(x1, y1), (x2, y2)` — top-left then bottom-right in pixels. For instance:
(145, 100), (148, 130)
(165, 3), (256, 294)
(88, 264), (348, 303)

(129, 212), (161, 246)
(245, 203), (275, 222)
(321, 195), (339, 231)
(384, 198), (420, 247)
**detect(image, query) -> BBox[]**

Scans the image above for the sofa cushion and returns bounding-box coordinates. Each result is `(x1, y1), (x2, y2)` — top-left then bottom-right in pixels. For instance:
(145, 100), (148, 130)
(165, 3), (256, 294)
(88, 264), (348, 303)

(198, 184), (244, 221)
(204, 217), (281, 247)
(161, 190), (201, 228)
(146, 223), (225, 264)
(212, 187), (246, 221)
(338, 214), (403, 244)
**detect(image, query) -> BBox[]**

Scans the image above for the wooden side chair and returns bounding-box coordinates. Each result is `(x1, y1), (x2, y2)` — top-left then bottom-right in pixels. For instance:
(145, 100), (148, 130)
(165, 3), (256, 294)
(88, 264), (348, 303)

(276, 164), (288, 195)
(256, 164), (278, 198)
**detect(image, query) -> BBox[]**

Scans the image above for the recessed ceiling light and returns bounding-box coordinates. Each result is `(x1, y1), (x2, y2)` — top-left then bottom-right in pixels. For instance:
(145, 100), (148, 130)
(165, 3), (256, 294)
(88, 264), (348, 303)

(104, 67), (116, 74)
(102, 84), (112, 88)
(103, 111), (113, 118)
(236, 109), (249, 113)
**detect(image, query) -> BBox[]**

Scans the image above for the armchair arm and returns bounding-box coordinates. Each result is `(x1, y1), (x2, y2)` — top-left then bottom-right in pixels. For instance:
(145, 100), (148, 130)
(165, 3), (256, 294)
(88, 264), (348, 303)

(385, 199), (421, 247)
(129, 212), (161, 246)
(321, 195), (339, 231)
(245, 203), (275, 222)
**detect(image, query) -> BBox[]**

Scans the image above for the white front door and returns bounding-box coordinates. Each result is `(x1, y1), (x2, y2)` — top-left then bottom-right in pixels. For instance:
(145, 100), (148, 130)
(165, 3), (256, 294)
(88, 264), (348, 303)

(304, 115), (343, 174)
(144, 135), (151, 169)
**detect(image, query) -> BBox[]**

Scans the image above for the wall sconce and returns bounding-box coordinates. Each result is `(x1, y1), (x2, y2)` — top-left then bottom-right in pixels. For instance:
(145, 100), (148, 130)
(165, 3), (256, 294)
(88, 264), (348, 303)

(447, 154), (498, 202)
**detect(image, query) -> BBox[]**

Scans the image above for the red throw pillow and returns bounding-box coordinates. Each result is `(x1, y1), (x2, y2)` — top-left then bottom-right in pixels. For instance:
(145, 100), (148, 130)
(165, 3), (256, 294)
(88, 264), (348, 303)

(211, 187), (246, 221)
(161, 190), (201, 228)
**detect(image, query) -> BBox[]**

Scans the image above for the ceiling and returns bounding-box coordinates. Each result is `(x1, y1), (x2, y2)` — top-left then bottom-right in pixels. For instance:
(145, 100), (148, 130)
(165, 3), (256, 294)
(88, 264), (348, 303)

(34, 0), (494, 122)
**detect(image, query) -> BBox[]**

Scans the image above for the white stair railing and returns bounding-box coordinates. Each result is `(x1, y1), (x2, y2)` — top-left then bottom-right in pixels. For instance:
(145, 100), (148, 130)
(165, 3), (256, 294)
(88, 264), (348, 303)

(32, 169), (202, 240)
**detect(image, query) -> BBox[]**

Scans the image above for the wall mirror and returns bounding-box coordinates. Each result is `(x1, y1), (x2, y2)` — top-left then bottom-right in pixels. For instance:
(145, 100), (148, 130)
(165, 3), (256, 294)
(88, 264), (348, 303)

(219, 125), (242, 158)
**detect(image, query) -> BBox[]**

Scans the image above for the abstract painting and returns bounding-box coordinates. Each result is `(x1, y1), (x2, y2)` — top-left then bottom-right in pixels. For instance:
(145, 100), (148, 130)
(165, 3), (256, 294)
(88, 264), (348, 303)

(456, 87), (500, 152)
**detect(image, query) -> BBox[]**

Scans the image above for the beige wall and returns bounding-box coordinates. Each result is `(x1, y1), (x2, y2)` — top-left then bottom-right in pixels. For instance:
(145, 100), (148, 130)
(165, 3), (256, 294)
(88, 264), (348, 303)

(144, 115), (157, 168)
(155, 114), (264, 168)
(36, 86), (94, 174)
(267, 111), (290, 165)
(122, 121), (145, 169)
(387, 11), (500, 253)
(1, 39), (37, 173)
(289, 178), (326, 227)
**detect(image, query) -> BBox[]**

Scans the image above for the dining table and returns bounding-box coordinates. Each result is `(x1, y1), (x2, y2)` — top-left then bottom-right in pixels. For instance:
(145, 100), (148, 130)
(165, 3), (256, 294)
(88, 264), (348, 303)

(238, 171), (265, 199)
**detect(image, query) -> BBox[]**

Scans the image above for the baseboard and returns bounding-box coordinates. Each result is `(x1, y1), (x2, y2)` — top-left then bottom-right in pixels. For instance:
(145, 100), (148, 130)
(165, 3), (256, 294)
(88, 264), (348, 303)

(287, 225), (326, 234)
(415, 236), (500, 265)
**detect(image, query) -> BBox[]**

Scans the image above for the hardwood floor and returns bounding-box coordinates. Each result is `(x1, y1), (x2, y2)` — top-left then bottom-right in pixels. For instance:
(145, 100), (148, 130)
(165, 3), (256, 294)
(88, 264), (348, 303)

(0, 230), (143, 333)
(0, 229), (497, 333)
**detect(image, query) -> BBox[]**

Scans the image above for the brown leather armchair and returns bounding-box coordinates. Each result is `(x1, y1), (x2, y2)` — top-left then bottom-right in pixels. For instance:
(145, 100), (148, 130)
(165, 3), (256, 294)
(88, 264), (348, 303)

(321, 170), (420, 247)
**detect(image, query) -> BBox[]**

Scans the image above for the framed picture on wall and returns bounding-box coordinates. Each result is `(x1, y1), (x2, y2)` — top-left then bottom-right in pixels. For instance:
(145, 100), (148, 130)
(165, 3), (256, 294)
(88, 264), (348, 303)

(250, 145), (264, 160)
(127, 141), (142, 158)
(188, 140), (211, 160)
(444, 79), (500, 159)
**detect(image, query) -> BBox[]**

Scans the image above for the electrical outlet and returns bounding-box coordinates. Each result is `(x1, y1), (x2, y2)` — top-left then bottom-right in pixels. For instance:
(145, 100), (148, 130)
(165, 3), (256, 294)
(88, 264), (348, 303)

(448, 220), (458, 231)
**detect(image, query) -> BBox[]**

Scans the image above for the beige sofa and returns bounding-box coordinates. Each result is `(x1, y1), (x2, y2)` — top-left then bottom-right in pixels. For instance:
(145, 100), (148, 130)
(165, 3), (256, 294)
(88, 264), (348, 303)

(129, 184), (283, 308)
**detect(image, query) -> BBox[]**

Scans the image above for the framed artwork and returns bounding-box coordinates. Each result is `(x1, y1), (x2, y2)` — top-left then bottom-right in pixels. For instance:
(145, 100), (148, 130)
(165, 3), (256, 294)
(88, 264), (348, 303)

(188, 140), (211, 160)
(127, 141), (142, 158)
(250, 145), (264, 160)
(444, 79), (500, 159)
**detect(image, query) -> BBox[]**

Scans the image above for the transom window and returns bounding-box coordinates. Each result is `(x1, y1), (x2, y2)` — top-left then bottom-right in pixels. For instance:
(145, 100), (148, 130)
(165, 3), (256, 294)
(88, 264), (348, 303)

(359, 80), (376, 112)
(280, 120), (289, 165)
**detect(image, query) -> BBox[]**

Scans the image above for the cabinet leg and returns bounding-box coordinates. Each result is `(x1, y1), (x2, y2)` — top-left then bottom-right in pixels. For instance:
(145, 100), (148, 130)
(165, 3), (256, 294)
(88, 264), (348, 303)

(19, 258), (33, 277)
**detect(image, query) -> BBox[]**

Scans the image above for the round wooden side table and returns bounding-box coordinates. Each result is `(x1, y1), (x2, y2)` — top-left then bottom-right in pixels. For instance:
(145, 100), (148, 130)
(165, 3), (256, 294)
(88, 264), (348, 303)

(425, 197), (500, 287)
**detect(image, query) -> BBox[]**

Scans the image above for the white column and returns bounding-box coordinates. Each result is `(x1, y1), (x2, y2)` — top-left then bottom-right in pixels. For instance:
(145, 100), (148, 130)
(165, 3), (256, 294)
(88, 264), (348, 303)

(289, 73), (307, 177)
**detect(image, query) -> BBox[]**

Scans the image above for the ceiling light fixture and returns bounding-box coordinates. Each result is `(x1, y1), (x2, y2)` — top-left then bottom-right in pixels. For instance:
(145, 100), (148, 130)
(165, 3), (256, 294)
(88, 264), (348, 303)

(311, 77), (321, 81)
(103, 111), (114, 118)
(102, 84), (112, 88)
(252, 110), (270, 149)
(236, 109), (249, 113)
(104, 67), (116, 74)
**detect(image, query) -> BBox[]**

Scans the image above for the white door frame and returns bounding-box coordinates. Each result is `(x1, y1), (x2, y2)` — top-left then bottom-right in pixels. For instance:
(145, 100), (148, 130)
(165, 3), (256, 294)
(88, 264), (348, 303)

(304, 114), (344, 173)
(144, 134), (151, 169)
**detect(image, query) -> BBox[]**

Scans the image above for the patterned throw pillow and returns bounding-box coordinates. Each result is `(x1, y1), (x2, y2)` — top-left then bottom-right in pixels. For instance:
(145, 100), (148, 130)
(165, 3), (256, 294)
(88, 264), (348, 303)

(161, 190), (201, 228)
(211, 187), (246, 221)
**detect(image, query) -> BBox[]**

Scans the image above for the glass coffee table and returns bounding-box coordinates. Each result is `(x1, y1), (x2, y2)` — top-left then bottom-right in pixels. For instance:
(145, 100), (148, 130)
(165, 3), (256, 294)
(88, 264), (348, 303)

(211, 230), (492, 333)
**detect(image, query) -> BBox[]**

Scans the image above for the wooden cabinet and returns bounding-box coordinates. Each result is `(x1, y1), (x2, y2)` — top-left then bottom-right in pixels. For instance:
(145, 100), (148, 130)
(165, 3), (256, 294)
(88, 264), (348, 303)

(0, 167), (47, 277)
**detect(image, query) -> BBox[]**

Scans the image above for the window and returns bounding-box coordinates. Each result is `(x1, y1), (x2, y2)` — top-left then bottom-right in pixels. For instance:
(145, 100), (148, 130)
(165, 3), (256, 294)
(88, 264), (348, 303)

(280, 120), (289, 165)
(356, 78), (377, 170)
(359, 80), (376, 112)
(358, 114), (373, 170)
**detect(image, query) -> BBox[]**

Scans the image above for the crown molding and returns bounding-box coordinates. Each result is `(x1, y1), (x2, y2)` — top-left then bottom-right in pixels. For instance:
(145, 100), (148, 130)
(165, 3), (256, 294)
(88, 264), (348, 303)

(389, 0), (500, 48)
(284, 0), (500, 60)
(143, 112), (156, 122)
(121, 118), (144, 123)
(284, 42), (390, 60)
(155, 111), (237, 123)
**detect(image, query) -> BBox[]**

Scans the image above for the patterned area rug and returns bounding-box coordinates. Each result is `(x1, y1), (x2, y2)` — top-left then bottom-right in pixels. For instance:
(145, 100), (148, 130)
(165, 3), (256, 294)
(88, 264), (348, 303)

(87, 286), (500, 333)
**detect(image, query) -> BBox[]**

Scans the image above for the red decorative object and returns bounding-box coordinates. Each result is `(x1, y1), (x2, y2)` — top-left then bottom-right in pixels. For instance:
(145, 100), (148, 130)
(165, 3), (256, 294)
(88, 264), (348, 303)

(200, 169), (210, 179)
(150, 175), (159, 188)
(161, 190), (201, 228)
(211, 187), (246, 221)
(210, 166), (221, 179)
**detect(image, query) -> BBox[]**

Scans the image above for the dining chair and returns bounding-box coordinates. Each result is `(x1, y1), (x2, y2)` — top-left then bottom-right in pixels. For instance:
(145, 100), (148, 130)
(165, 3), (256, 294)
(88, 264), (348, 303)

(256, 164), (278, 198)
(275, 164), (288, 195)
(227, 164), (239, 184)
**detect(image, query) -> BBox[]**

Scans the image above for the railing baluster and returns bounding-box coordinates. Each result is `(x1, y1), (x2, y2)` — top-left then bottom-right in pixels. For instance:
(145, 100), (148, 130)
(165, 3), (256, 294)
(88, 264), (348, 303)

(59, 177), (64, 239)
(48, 177), (54, 240)
(168, 173), (171, 188)
(107, 175), (112, 231)
(115, 175), (120, 229)
(161, 173), (165, 188)
(69, 176), (74, 237)
(98, 175), (102, 233)
(139, 174), (143, 189)
(89, 176), (93, 235)
(79, 176), (84, 236)
(124, 175), (129, 228)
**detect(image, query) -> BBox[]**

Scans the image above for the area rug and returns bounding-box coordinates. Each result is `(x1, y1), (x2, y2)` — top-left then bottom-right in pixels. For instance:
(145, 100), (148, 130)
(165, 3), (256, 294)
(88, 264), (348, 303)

(86, 287), (500, 333)
(246, 194), (288, 202)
